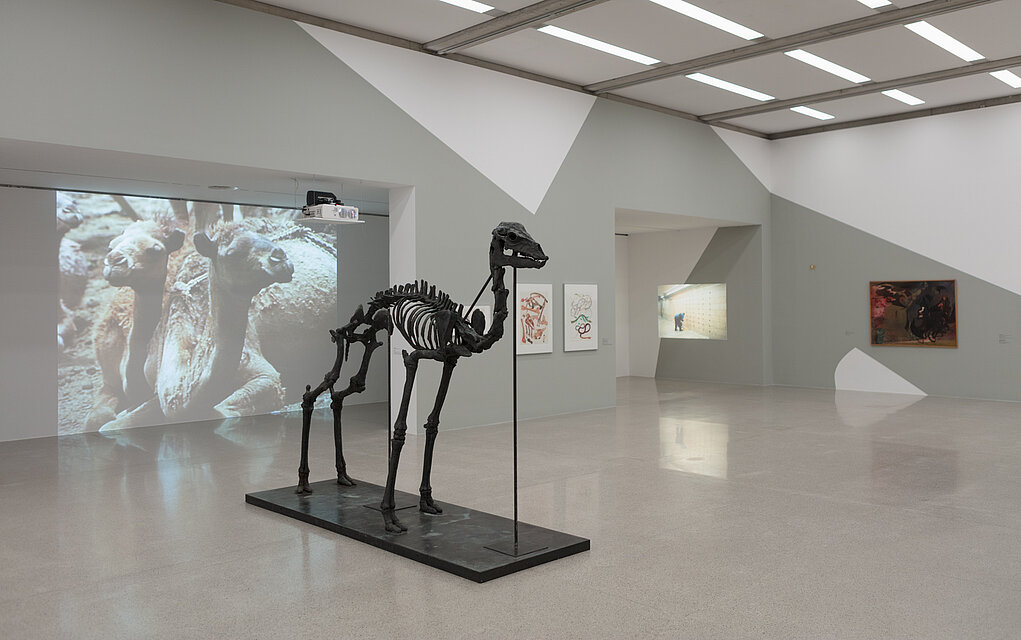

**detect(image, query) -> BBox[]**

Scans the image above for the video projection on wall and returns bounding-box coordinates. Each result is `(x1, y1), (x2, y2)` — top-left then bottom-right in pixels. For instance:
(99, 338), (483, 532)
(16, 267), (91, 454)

(57, 191), (338, 435)
(658, 284), (727, 340)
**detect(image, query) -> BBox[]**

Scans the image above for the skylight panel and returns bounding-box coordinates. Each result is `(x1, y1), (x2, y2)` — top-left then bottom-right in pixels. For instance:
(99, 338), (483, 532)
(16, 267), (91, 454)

(785, 49), (871, 83)
(990, 70), (1021, 89)
(857, 0), (892, 8)
(905, 21), (984, 62)
(536, 26), (661, 65)
(686, 73), (775, 101)
(882, 89), (925, 106)
(790, 106), (835, 120)
(436, 0), (494, 13)
(648, 0), (764, 40)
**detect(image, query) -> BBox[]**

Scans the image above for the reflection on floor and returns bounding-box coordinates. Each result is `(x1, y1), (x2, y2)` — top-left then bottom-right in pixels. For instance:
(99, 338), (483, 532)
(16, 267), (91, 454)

(3, 378), (1021, 638)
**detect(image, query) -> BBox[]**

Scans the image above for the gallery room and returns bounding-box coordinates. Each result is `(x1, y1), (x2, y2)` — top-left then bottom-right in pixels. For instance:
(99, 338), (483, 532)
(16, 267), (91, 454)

(1, 0), (1020, 637)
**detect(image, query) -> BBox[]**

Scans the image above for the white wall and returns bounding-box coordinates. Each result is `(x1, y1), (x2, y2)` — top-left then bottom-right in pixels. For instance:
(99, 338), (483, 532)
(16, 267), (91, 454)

(733, 103), (1021, 297)
(0, 188), (56, 440)
(0, 0), (770, 437)
(388, 187), (418, 432)
(337, 214), (389, 405)
(614, 235), (630, 377)
(626, 228), (717, 377)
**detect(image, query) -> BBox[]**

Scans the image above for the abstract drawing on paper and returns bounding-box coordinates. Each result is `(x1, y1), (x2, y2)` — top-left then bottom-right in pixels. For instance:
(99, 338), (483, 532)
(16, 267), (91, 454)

(563, 284), (597, 352)
(516, 283), (553, 354)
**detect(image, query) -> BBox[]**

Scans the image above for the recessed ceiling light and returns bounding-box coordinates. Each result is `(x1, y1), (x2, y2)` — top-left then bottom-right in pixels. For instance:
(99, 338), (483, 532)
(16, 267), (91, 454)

(208, 185), (240, 191)
(648, 0), (764, 40)
(436, 0), (494, 13)
(882, 89), (925, 106)
(686, 73), (775, 101)
(785, 49), (871, 83)
(536, 26), (660, 65)
(857, 0), (892, 8)
(990, 69), (1021, 89)
(790, 106), (835, 120)
(905, 21), (984, 62)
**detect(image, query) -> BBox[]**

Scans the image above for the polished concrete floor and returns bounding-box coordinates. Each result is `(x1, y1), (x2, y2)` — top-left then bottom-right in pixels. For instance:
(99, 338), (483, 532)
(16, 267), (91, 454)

(2, 377), (1021, 638)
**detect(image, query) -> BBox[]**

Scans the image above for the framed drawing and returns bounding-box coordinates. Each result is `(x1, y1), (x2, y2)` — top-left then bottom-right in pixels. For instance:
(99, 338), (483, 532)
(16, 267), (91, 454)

(516, 283), (553, 354)
(563, 284), (597, 351)
(870, 280), (957, 347)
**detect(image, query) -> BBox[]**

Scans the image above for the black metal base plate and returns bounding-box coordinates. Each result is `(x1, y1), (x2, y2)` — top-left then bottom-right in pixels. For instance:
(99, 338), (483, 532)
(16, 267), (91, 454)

(246, 479), (590, 583)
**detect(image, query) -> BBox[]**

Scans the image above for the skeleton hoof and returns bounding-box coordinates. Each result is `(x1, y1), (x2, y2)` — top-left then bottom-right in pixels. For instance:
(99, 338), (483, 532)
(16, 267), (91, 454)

(382, 509), (407, 533)
(296, 470), (312, 494)
(336, 473), (356, 487)
(420, 500), (443, 515)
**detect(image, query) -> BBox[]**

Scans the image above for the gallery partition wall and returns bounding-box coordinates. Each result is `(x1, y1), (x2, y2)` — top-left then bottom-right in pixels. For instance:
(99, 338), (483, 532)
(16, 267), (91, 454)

(0, 0), (771, 442)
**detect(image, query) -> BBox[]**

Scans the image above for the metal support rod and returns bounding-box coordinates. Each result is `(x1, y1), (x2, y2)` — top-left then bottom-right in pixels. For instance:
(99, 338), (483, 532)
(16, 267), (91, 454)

(512, 267), (519, 546)
(467, 273), (494, 317)
(387, 337), (392, 459)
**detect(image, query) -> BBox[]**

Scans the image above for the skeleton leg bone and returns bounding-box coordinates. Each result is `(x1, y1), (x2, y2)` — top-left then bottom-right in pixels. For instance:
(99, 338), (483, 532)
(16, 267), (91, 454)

(296, 330), (345, 495)
(296, 383), (331, 494)
(380, 349), (424, 533)
(420, 356), (458, 514)
(328, 324), (385, 486)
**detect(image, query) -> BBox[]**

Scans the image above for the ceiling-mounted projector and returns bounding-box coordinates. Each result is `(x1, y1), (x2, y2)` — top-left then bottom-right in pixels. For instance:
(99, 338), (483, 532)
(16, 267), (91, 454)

(301, 190), (362, 224)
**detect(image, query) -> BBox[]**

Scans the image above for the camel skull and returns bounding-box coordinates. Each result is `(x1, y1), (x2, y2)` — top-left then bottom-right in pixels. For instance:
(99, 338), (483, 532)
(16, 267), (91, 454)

(194, 227), (294, 292)
(490, 221), (548, 269)
(104, 221), (186, 288)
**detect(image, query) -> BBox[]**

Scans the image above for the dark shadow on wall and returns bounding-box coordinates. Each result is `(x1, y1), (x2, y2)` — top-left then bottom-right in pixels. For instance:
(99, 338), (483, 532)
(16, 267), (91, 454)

(656, 225), (764, 385)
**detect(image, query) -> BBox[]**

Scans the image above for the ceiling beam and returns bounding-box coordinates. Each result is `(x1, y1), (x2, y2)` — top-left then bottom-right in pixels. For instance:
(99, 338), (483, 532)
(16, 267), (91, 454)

(584, 0), (1001, 94)
(213, 0), (724, 129)
(768, 93), (1021, 139)
(425, 0), (612, 55)
(218, 0), (1018, 141)
(213, 0), (425, 51)
(600, 94), (769, 138)
(702, 54), (1021, 122)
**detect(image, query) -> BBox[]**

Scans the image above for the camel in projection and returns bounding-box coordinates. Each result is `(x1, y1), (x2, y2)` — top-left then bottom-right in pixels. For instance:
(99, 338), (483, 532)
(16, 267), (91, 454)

(84, 217), (186, 430)
(240, 218), (338, 404)
(57, 195), (88, 352)
(99, 221), (294, 430)
(87, 207), (337, 431)
(296, 222), (548, 534)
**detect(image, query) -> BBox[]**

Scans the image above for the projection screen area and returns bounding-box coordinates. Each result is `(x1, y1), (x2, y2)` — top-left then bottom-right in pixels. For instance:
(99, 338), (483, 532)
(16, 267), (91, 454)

(657, 284), (727, 340)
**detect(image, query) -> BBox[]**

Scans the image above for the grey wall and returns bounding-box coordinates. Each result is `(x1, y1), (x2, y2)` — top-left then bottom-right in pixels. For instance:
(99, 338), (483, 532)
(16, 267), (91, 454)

(655, 226), (766, 385)
(614, 236), (629, 377)
(0, 0), (770, 435)
(626, 226), (716, 377)
(337, 215), (389, 405)
(771, 195), (1021, 400)
(0, 187), (57, 440)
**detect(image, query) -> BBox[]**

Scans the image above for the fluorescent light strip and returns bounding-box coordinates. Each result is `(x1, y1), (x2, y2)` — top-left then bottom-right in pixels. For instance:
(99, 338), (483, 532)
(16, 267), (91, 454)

(537, 26), (660, 65)
(436, 0), (494, 12)
(790, 106), (835, 120)
(648, 0), (764, 40)
(990, 69), (1021, 89)
(905, 21), (984, 62)
(882, 89), (925, 106)
(857, 0), (892, 8)
(686, 73), (774, 101)
(785, 49), (870, 83)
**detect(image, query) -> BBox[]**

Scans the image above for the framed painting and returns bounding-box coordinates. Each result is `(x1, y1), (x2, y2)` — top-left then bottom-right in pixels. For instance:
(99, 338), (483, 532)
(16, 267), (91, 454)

(563, 284), (597, 352)
(516, 283), (553, 354)
(870, 280), (957, 347)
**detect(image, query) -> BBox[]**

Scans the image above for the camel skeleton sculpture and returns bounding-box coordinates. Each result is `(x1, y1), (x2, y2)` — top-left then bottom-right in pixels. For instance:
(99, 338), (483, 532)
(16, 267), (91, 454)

(297, 221), (548, 534)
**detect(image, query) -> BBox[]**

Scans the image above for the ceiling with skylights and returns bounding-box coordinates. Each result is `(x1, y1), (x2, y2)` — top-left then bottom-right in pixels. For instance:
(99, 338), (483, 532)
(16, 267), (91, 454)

(234, 0), (1021, 138)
